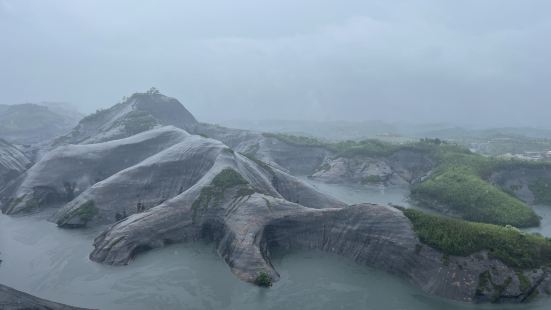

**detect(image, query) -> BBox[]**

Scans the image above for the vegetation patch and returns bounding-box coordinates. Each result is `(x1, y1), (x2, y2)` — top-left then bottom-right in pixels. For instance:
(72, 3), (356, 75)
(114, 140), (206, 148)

(361, 175), (384, 184)
(115, 110), (159, 136)
(57, 200), (99, 226)
(528, 177), (551, 205)
(74, 200), (99, 222)
(411, 167), (540, 227)
(267, 132), (549, 227)
(403, 208), (551, 269)
(516, 271), (532, 292)
(192, 168), (249, 212)
(255, 271), (273, 287)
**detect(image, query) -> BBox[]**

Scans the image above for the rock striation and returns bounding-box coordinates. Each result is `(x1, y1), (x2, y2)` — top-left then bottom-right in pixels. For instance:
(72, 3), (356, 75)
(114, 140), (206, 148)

(55, 91), (198, 145)
(0, 139), (31, 188)
(0, 284), (92, 310)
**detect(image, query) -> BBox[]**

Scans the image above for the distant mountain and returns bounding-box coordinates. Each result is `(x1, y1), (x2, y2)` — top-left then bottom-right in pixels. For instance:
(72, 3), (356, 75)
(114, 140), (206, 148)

(0, 102), (82, 144)
(55, 89), (198, 145)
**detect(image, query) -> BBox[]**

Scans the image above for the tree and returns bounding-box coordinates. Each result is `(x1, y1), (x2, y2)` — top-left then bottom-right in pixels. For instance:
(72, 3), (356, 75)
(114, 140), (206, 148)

(146, 87), (160, 95)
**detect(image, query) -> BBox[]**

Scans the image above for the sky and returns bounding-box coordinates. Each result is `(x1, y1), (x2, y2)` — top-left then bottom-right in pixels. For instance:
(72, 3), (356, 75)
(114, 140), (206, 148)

(1, 0), (550, 127)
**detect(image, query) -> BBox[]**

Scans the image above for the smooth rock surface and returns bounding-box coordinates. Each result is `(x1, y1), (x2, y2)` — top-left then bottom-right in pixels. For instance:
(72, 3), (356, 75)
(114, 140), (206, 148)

(0, 284), (92, 310)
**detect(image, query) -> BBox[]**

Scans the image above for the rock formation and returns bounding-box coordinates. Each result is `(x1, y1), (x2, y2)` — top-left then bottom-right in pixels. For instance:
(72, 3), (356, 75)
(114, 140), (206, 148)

(54, 90), (197, 145)
(3, 90), (550, 304)
(0, 284), (92, 310)
(0, 139), (31, 188)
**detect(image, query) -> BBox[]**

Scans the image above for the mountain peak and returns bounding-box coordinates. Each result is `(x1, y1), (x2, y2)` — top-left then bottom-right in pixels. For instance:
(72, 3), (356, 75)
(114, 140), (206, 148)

(56, 91), (198, 145)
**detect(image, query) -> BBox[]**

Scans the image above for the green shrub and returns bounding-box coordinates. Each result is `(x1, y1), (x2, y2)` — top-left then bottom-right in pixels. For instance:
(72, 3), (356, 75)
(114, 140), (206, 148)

(192, 168), (250, 211)
(75, 200), (99, 222)
(403, 208), (551, 269)
(255, 272), (272, 287)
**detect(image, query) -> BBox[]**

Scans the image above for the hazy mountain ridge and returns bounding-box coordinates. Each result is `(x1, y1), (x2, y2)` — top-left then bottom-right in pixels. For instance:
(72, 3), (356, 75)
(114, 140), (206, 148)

(0, 103), (82, 144)
(54, 90), (198, 145)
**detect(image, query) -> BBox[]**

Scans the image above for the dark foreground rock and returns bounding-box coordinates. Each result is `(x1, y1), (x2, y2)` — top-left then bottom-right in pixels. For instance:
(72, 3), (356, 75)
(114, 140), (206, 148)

(0, 284), (93, 310)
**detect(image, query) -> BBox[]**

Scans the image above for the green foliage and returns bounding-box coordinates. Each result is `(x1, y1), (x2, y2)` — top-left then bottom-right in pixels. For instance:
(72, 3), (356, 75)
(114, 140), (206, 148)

(81, 107), (113, 123)
(529, 177), (551, 205)
(74, 200), (99, 222)
(255, 272), (272, 287)
(403, 208), (551, 269)
(411, 167), (540, 227)
(267, 131), (549, 227)
(516, 271), (531, 292)
(476, 271), (491, 296)
(118, 110), (159, 135)
(192, 169), (249, 211)
(361, 175), (384, 184)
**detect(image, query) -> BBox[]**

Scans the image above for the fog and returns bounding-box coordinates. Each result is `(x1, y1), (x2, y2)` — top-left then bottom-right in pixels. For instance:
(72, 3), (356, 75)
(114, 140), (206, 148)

(1, 0), (550, 127)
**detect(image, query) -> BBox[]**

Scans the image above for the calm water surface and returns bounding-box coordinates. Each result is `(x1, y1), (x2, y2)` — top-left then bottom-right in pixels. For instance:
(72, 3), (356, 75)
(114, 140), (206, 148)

(1, 180), (551, 310)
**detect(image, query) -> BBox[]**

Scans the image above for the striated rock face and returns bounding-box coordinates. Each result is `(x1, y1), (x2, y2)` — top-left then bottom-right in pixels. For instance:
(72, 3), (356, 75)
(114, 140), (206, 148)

(90, 196), (550, 303)
(311, 150), (434, 185)
(1, 123), (344, 228)
(196, 124), (435, 185)
(196, 124), (332, 175)
(0, 127), (190, 215)
(0, 140), (31, 188)
(55, 92), (198, 145)
(0, 284), (92, 310)
(52, 137), (344, 228)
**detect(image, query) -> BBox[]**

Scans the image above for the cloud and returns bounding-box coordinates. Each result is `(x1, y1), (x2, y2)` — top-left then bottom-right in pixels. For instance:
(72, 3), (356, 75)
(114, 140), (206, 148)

(0, 0), (550, 127)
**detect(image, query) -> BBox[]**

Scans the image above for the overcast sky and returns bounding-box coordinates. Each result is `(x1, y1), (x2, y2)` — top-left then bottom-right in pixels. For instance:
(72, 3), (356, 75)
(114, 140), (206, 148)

(1, 0), (550, 127)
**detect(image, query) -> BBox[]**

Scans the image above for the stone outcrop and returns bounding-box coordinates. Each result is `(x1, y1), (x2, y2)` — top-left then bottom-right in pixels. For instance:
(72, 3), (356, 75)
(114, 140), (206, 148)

(55, 91), (198, 145)
(1, 126), (190, 215)
(0, 284), (92, 310)
(0, 140), (31, 188)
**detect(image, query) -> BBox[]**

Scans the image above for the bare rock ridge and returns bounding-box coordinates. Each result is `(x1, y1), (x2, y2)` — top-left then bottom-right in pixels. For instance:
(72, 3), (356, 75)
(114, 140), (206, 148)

(1, 126), (190, 215)
(0, 284), (93, 310)
(195, 124), (435, 185)
(0, 139), (31, 187)
(90, 196), (551, 303)
(55, 89), (198, 145)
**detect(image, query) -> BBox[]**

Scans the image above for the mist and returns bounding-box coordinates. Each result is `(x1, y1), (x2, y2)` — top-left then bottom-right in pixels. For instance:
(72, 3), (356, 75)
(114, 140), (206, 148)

(1, 0), (550, 127)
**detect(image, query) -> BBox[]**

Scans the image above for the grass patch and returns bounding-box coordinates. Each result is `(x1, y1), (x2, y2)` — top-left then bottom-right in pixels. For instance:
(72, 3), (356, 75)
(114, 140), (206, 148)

(57, 200), (99, 226)
(403, 208), (551, 269)
(255, 272), (272, 287)
(411, 167), (540, 227)
(74, 200), (99, 222)
(361, 175), (384, 184)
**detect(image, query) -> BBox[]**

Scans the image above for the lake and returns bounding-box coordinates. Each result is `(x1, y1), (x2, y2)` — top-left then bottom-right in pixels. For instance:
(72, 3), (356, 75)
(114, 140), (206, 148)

(1, 181), (550, 310)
